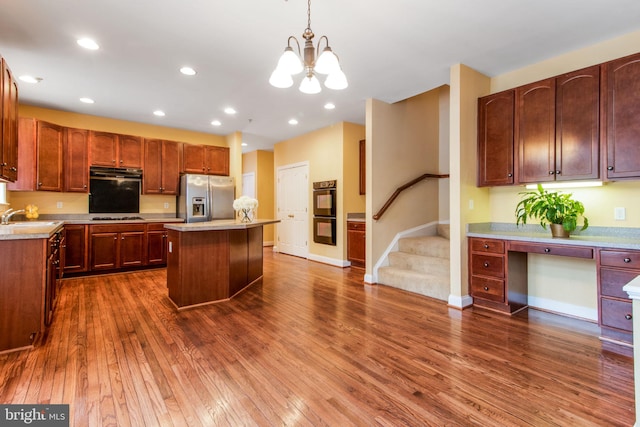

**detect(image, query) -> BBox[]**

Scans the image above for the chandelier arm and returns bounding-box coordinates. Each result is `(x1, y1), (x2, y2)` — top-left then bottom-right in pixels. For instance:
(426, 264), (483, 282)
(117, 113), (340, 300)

(316, 35), (330, 55)
(287, 36), (302, 56)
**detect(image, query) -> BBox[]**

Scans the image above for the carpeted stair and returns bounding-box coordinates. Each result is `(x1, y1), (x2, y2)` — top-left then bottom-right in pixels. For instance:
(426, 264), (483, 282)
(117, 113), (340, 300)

(377, 224), (450, 301)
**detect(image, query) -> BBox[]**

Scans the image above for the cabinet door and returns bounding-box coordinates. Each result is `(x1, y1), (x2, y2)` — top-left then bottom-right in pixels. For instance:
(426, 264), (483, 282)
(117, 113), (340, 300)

(204, 145), (229, 175)
(36, 121), (64, 191)
(120, 231), (145, 267)
(7, 118), (37, 191)
(146, 229), (166, 265)
(161, 140), (181, 194)
(555, 65), (600, 181)
(516, 78), (556, 183)
(64, 128), (89, 192)
(347, 224), (365, 268)
(143, 139), (162, 194)
(90, 232), (118, 270)
(118, 134), (143, 168)
(182, 143), (205, 173)
(1, 61), (18, 182)
(478, 90), (514, 186)
(603, 52), (640, 179)
(64, 225), (88, 273)
(90, 131), (118, 166)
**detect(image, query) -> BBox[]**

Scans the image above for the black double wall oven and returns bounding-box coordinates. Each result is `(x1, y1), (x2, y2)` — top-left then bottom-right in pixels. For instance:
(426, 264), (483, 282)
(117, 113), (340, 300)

(313, 180), (337, 245)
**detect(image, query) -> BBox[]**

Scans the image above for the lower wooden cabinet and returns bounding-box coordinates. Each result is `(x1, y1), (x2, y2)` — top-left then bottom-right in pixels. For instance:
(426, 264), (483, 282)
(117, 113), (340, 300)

(347, 221), (365, 268)
(90, 223), (145, 270)
(64, 224), (88, 273)
(147, 223), (168, 265)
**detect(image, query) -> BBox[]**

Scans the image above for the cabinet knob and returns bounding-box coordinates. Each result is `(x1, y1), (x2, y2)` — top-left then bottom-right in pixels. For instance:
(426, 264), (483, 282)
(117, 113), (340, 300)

(607, 166), (614, 171)
(0, 162), (6, 166)
(544, 248), (551, 253)
(507, 173), (513, 177)
(38, 182), (42, 186)
(483, 262), (489, 268)
(624, 258), (631, 263)
(10, 167), (17, 172)
(625, 314), (632, 320)
(483, 286), (489, 291)
(120, 160), (123, 164)
(549, 171), (555, 175)
(483, 244), (489, 249)
(555, 170), (561, 175)
(83, 184), (87, 188)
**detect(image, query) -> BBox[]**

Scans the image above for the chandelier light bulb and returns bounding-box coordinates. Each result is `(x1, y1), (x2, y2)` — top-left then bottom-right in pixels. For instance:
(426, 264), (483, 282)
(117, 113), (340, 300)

(324, 69), (348, 90)
(314, 47), (340, 75)
(299, 74), (321, 94)
(277, 47), (304, 75)
(269, 69), (294, 88)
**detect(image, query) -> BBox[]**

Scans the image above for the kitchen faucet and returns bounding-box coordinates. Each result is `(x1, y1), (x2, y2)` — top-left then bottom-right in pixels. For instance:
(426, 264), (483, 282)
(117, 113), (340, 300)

(0, 208), (25, 225)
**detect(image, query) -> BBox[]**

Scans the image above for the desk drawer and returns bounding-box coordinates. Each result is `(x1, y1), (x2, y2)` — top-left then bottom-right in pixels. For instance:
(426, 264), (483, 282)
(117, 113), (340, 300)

(600, 267), (638, 299)
(470, 276), (505, 303)
(470, 238), (505, 254)
(470, 254), (504, 278)
(601, 297), (633, 332)
(508, 241), (593, 259)
(600, 250), (640, 269)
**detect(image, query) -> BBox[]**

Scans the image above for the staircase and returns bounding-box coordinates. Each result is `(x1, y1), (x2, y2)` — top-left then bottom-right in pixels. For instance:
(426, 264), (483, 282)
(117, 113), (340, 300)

(377, 224), (450, 301)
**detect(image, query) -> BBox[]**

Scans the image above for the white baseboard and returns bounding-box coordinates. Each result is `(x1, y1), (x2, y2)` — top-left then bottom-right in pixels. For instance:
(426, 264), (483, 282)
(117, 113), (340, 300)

(307, 253), (350, 268)
(263, 241), (274, 247)
(448, 294), (473, 309)
(527, 296), (597, 321)
(364, 274), (374, 284)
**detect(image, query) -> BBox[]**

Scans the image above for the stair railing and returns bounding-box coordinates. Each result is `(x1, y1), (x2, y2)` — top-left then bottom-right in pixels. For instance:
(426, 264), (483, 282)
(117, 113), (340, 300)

(372, 173), (449, 221)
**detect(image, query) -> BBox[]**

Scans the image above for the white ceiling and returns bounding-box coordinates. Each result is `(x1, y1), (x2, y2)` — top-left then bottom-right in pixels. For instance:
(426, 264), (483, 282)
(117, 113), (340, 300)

(1, 1), (640, 153)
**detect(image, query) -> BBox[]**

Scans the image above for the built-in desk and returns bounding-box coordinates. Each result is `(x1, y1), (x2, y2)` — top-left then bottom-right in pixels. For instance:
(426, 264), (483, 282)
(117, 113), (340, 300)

(468, 223), (640, 356)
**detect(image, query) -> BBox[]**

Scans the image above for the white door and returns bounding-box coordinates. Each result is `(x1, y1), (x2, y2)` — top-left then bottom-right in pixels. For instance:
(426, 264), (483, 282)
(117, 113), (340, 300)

(242, 172), (255, 198)
(277, 163), (309, 258)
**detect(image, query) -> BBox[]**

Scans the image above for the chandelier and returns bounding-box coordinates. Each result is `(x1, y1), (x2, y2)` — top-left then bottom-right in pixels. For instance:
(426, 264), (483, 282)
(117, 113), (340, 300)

(269, 0), (348, 94)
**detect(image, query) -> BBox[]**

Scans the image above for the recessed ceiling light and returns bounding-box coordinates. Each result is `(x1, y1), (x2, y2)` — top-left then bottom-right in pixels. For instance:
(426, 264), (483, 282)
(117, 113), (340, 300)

(79, 97), (94, 104)
(224, 107), (237, 115)
(324, 103), (336, 110)
(77, 38), (99, 50)
(241, 143), (248, 147)
(211, 120), (222, 126)
(180, 66), (196, 76)
(153, 110), (165, 117)
(288, 119), (298, 125)
(19, 75), (42, 84)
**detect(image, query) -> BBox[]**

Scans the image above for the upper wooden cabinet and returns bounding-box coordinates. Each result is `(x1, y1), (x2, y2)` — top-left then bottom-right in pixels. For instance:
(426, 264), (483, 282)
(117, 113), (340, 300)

(89, 131), (143, 168)
(7, 118), (36, 191)
(64, 128), (89, 192)
(36, 121), (64, 192)
(516, 66), (600, 183)
(477, 90), (514, 186)
(182, 143), (229, 176)
(603, 52), (640, 179)
(1, 56), (19, 182)
(143, 139), (181, 195)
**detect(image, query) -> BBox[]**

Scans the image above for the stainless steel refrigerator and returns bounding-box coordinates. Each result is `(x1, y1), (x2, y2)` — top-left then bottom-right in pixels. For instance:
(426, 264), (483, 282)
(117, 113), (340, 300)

(177, 174), (235, 223)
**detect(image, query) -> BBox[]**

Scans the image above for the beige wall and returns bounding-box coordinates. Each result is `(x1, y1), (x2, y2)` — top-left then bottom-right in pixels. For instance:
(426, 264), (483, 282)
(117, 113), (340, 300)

(366, 88), (444, 276)
(8, 104), (232, 215)
(274, 122), (365, 262)
(242, 150), (275, 244)
(341, 123), (366, 259)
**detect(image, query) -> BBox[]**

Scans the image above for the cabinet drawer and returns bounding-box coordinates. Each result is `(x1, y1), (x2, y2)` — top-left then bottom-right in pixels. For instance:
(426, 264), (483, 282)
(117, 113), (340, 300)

(600, 250), (640, 269)
(601, 298), (633, 332)
(470, 254), (504, 278)
(600, 268), (639, 299)
(508, 241), (593, 259)
(347, 221), (365, 231)
(146, 223), (166, 231)
(470, 276), (505, 303)
(470, 238), (504, 254)
(90, 224), (145, 233)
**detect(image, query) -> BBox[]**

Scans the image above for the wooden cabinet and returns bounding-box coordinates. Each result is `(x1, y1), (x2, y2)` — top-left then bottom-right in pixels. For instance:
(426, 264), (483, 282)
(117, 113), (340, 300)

(347, 221), (365, 268)
(597, 249), (637, 354)
(146, 223), (168, 265)
(516, 66), (600, 183)
(64, 224), (88, 274)
(468, 238), (527, 314)
(143, 139), (181, 195)
(64, 128), (89, 192)
(89, 131), (143, 168)
(36, 121), (64, 191)
(477, 90), (514, 186)
(182, 143), (229, 175)
(602, 52), (640, 179)
(7, 117), (37, 191)
(1, 56), (19, 182)
(89, 223), (145, 271)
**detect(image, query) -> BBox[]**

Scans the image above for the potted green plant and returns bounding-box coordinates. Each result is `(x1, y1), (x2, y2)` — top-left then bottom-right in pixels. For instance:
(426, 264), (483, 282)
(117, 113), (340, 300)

(515, 184), (589, 238)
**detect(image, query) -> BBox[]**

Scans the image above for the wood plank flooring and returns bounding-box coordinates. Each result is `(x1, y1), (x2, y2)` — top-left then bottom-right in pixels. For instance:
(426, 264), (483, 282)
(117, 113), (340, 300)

(0, 249), (635, 426)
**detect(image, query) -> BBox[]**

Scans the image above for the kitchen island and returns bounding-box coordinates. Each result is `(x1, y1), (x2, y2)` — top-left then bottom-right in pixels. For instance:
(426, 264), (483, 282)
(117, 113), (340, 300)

(164, 219), (279, 309)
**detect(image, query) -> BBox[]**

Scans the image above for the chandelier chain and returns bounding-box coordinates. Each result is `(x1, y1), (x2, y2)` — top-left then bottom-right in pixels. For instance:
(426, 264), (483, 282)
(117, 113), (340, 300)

(307, 0), (311, 30)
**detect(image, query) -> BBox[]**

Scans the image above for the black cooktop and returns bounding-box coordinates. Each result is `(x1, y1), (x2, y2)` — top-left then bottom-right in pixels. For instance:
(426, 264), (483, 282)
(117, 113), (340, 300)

(91, 216), (145, 221)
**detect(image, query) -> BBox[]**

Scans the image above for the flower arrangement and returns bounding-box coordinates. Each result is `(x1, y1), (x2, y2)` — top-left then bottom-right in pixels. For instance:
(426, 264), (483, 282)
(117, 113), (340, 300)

(233, 196), (258, 222)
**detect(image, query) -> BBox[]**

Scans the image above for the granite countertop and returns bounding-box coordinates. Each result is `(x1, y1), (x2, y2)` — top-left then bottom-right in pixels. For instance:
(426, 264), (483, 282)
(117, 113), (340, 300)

(0, 221), (64, 240)
(467, 222), (640, 250)
(347, 213), (365, 222)
(165, 219), (280, 232)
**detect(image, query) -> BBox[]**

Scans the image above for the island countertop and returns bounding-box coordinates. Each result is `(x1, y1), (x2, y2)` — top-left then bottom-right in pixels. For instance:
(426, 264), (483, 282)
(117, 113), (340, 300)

(164, 219), (279, 232)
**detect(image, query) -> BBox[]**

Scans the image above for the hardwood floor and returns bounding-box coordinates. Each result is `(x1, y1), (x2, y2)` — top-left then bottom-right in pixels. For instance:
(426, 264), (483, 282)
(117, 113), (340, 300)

(0, 249), (635, 426)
